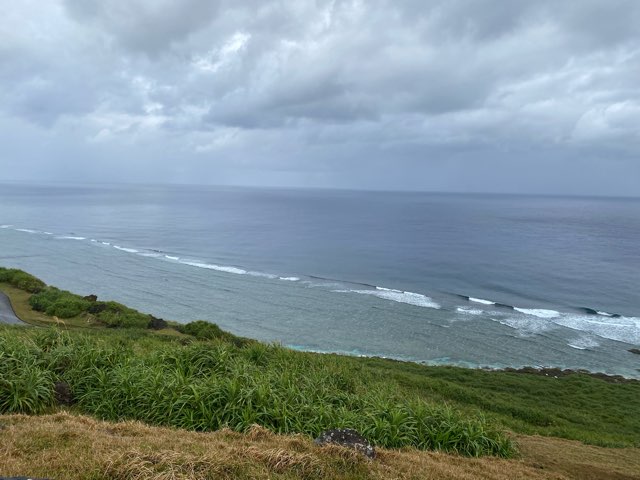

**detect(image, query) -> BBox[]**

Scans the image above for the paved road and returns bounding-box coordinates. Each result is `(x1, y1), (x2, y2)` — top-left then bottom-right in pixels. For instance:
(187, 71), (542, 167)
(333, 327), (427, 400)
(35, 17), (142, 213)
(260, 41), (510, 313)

(0, 291), (25, 325)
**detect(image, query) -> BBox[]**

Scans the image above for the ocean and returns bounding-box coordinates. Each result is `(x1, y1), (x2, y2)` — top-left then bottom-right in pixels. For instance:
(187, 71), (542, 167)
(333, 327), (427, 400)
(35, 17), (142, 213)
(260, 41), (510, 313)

(1, 183), (638, 377)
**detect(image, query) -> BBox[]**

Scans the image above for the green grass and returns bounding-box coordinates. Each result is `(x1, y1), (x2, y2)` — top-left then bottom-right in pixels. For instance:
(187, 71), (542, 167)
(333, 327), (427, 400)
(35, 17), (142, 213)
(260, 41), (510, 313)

(0, 326), (514, 458)
(351, 357), (640, 448)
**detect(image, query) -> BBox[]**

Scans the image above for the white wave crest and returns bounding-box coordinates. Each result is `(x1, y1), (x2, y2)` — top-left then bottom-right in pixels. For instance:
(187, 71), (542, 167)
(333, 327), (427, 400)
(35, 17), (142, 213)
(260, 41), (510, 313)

(101, 242), (111, 246)
(180, 261), (247, 275)
(16, 228), (38, 233)
(0, 225), (13, 228)
(164, 255), (179, 260)
(138, 252), (162, 258)
(113, 245), (138, 253)
(376, 286), (403, 293)
(597, 311), (613, 317)
(491, 310), (640, 344)
(456, 307), (483, 315)
(553, 314), (640, 345)
(44, 232), (53, 235)
(469, 297), (495, 305)
(279, 276), (300, 281)
(247, 271), (278, 279)
(57, 236), (86, 240)
(341, 289), (440, 309)
(514, 308), (560, 318)
(492, 316), (553, 335)
(567, 336), (601, 350)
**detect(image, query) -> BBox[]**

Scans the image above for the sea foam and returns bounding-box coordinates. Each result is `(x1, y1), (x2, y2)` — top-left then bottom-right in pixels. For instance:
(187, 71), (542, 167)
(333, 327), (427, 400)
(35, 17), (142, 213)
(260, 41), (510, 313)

(247, 271), (278, 279)
(180, 261), (247, 275)
(113, 245), (138, 253)
(489, 309), (640, 344)
(341, 288), (440, 309)
(456, 307), (483, 315)
(567, 336), (600, 350)
(469, 297), (495, 305)
(514, 307), (560, 318)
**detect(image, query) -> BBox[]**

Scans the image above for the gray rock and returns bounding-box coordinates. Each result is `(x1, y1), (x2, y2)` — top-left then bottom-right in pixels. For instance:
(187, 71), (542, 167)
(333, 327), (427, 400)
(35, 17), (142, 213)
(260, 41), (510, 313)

(314, 428), (375, 458)
(54, 381), (74, 406)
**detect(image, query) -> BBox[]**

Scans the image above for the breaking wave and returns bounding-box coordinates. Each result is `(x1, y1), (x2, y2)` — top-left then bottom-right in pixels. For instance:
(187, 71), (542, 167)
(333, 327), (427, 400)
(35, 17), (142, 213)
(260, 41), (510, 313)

(335, 288), (441, 310)
(513, 308), (560, 319)
(57, 236), (86, 241)
(567, 336), (601, 350)
(469, 297), (495, 305)
(456, 307), (484, 315)
(113, 245), (138, 253)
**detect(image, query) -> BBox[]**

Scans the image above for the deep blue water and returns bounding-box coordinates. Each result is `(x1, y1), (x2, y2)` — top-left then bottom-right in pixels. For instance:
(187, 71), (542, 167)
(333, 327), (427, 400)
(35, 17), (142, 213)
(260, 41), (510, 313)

(1, 183), (638, 377)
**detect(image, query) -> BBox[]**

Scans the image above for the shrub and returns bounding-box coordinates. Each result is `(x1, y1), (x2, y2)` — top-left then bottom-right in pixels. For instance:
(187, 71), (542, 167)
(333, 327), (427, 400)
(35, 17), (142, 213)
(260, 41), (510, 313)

(28, 287), (154, 329)
(177, 320), (249, 347)
(0, 267), (46, 293)
(95, 301), (150, 329)
(29, 288), (91, 319)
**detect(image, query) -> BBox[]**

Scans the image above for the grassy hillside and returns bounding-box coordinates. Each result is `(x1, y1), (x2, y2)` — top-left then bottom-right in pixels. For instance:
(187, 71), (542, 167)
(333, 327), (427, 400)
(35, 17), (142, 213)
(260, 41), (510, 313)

(1, 266), (639, 472)
(0, 325), (514, 457)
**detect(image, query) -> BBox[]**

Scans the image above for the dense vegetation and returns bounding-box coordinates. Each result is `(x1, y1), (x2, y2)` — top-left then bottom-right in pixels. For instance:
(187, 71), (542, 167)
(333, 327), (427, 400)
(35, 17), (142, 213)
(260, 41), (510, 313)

(0, 267), (45, 293)
(0, 326), (514, 457)
(175, 319), (251, 347)
(28, 286), (157, 328)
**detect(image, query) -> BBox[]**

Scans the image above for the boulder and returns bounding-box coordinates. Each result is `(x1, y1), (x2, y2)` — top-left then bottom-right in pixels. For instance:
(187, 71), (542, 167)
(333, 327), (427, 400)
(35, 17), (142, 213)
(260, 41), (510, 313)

(314, 428), (375, 458)
(53, 381), (74, 406)
(83, 294), (98, 302)
(148, 315), (168, 330)
(87, 302), (107, 314)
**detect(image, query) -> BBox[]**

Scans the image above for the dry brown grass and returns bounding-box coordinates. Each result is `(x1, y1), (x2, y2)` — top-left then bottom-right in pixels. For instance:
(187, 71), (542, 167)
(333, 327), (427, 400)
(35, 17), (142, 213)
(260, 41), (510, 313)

(1, 413), (638, 480)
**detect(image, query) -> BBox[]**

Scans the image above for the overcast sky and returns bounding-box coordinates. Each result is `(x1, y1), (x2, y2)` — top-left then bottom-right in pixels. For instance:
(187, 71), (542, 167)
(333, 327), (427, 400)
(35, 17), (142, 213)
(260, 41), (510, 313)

(1, 0), (639, 195)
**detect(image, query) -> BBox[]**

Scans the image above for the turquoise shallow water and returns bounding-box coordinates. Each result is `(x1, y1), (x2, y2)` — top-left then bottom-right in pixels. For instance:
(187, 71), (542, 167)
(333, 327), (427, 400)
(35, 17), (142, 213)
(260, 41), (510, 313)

(1, 183), (638, 377)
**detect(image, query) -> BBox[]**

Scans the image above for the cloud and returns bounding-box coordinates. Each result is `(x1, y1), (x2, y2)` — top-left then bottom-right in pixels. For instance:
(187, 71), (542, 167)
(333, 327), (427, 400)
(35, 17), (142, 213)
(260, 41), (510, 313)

(0, 0), (638, 194)
(63, 0), (221, 55)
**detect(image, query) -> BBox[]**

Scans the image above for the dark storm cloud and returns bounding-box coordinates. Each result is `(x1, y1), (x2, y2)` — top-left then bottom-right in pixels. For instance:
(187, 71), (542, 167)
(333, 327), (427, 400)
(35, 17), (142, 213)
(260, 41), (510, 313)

(0, 0), (638, 194)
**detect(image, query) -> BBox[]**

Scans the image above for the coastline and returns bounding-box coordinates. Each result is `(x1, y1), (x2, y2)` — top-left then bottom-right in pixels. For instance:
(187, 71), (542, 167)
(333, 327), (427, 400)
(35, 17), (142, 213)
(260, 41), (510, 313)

(1, 266), (638, 381)
(1, 266), (639, 480)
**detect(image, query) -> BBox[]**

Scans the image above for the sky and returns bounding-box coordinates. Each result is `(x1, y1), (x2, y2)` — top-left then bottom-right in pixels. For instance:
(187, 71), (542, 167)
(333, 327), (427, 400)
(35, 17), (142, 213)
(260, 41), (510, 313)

(1, 0), (639, 195)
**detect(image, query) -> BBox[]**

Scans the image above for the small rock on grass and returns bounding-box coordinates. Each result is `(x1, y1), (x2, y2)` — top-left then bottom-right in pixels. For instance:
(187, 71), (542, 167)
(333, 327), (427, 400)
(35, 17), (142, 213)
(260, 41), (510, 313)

(314, 428), (376, 459)
(54, 381), (74, 406)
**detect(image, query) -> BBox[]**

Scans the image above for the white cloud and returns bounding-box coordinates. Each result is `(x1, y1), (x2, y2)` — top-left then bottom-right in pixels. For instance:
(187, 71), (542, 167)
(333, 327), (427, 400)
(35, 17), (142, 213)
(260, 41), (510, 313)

(0, 0), (639, 194)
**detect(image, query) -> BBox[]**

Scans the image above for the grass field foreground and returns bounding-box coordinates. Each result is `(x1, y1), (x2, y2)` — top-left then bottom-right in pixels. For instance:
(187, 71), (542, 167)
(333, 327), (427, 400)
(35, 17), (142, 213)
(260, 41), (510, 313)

(1, 413), (639, 480)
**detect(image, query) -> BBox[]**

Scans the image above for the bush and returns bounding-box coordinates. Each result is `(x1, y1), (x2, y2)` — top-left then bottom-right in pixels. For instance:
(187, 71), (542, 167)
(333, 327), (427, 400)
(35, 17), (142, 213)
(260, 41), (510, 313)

(177, 320), (249, 347)
(29, 288), (91, 319)
(95, 301), (150, 329)
(28, 286), (153, 328)
(0, 267), (46, 293)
